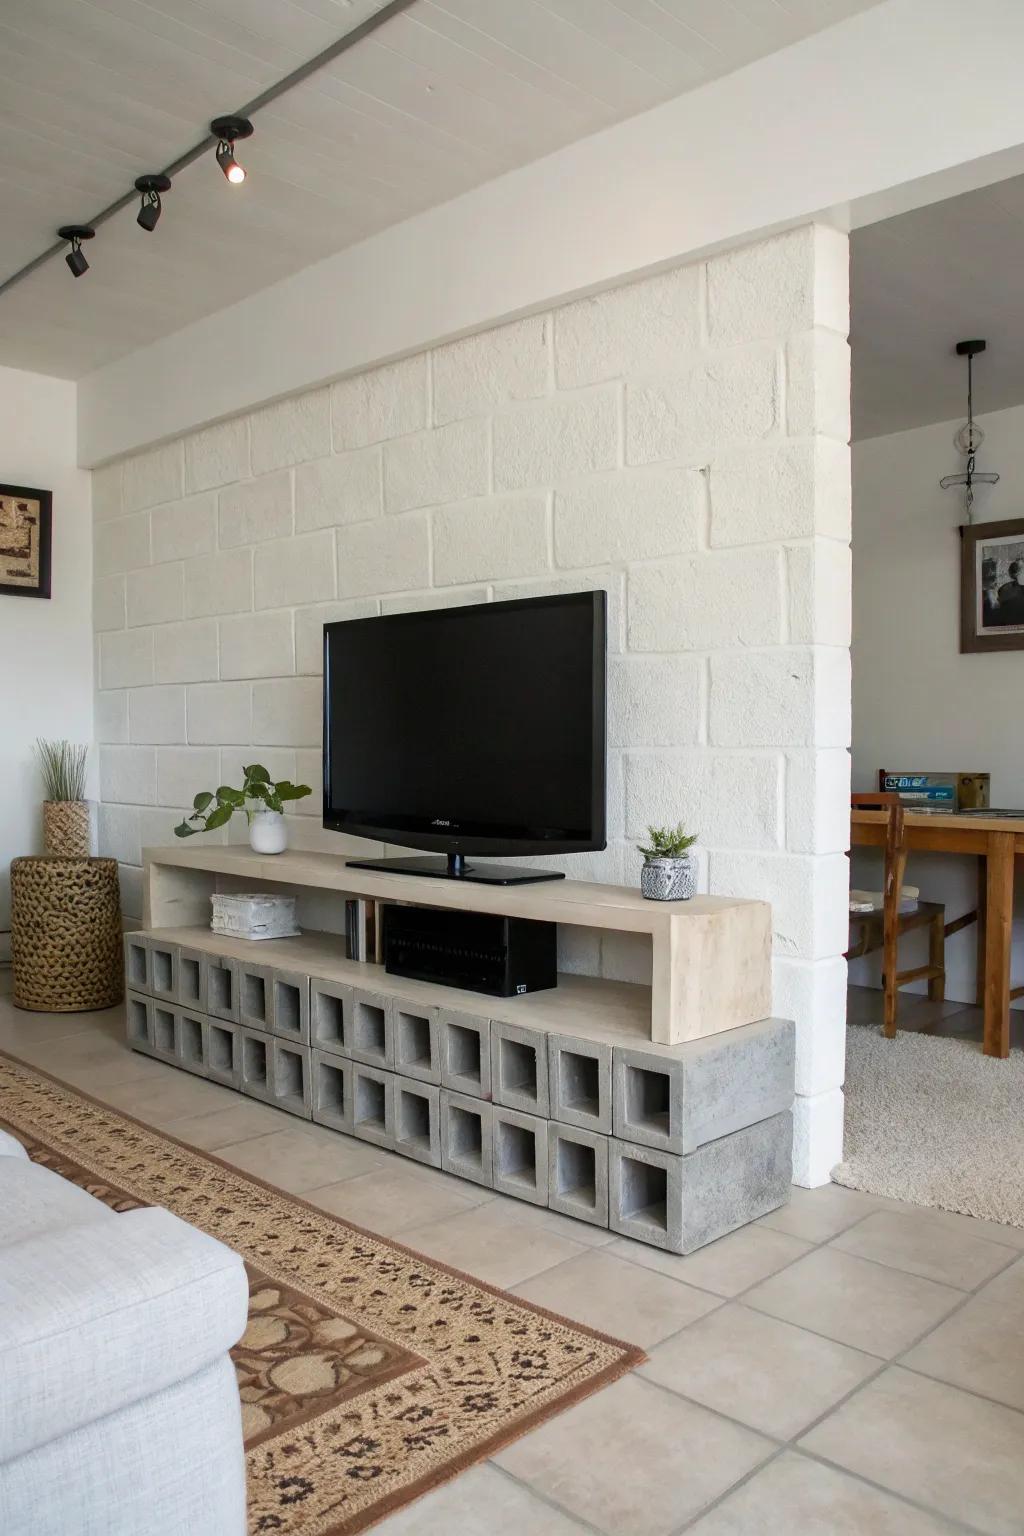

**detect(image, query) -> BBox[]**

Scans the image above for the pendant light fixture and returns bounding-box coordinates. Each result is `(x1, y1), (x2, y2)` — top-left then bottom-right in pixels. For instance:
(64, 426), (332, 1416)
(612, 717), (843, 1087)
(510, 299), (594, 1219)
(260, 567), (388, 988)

(940, 339), (1000, 520)
(135, 174), (171, 232)
(57, 225), (95, 277)
(211, 116), (253, 184)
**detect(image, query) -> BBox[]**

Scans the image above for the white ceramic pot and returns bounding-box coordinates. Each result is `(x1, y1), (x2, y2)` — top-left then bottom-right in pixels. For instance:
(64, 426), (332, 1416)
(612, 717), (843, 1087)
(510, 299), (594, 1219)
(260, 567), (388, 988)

(640, 854), (696, 901)
(249, 810), (287, 855)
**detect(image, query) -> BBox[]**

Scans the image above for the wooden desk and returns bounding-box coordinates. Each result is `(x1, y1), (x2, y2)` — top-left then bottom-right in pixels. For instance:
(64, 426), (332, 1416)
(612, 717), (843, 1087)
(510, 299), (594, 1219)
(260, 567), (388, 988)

(851, 809), (1024, 1058)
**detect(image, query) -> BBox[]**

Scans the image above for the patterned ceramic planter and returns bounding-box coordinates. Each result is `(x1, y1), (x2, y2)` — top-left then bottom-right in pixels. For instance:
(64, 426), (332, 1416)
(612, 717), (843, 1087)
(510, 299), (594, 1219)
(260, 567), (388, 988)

(640, 854), (696, 902)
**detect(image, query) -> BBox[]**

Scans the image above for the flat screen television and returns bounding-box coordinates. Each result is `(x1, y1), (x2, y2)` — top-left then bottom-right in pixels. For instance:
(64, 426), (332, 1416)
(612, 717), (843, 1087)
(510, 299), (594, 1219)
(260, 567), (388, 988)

(323, 591), (606, 885)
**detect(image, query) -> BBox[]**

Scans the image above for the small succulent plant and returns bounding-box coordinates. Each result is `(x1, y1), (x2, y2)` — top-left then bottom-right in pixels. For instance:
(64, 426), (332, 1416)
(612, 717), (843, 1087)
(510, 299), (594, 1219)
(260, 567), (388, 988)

(637, 823), (698, 861)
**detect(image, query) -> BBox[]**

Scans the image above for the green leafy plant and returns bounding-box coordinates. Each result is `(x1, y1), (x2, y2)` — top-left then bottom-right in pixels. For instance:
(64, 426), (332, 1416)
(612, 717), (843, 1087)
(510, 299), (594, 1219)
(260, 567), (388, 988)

(174, 764), (311, 837)
(36, 738), (89, 802)
(637, 822), (698, 860)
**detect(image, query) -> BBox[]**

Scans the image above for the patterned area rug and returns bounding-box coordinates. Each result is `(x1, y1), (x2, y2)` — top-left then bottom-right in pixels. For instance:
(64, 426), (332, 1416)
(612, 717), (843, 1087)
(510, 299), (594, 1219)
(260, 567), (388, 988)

(0, 1054), (642, 1534)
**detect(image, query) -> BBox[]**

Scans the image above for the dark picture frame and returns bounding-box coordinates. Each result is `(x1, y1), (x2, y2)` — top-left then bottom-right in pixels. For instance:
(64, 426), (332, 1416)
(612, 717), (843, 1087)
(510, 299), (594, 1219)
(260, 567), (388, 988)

(961, 517), (1024, 653)
(0, 481), (52, 599)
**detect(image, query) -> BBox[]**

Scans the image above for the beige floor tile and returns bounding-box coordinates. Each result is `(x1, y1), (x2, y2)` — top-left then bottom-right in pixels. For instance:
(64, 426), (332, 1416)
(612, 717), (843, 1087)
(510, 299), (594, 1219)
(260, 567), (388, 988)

(689, 1449), (963, 1534)
(394, 1201), (589, 1289)
(163, 1099), (296, 1150)
(758, 1184), (881, 1243)
(744, 1247), (962, 1357)
(901, 1205), (1024, 1254)
(513, 1249), (720, 1348)
(494, 1372), (772, 1536)
(831, 1208), (1016, 1290)
(607, 1224), (813, 1297)
(97, 1069), (239, 1125)
(218, 1127), (386, 1192)
(639, 1302), (879, 1438)
(903, 1292), (1024, 1412)
(308, 1164), (485, 1236)
(0, 1009), (113, 1049)
(801, 1366), (1024, 1536)
(374, 1464), (592, 1534)
(975, 1256), (1024, 1311)
(485, 1189), (617, 1248)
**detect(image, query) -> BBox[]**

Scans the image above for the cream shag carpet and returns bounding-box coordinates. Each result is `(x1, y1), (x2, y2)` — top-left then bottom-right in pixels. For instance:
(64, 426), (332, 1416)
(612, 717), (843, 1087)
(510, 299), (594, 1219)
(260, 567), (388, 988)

(834, 1026), (1024, 1230)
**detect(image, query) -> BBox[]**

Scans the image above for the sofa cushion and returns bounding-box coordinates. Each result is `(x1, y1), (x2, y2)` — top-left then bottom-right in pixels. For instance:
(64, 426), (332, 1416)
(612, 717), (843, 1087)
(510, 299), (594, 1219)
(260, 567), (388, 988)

(0, 1157), (114, 1248)
(0, 1206), (248, 1464)
(0, 1131), (28, 1161)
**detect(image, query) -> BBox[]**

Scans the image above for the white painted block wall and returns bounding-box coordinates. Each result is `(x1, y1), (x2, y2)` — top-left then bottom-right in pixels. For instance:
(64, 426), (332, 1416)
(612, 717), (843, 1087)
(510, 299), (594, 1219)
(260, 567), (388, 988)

(91, 225), (852, 1184)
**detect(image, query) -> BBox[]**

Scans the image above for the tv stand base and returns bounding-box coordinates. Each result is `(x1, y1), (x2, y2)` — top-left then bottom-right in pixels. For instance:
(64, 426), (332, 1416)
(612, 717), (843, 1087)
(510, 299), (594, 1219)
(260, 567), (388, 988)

(346, 853), (565, 885)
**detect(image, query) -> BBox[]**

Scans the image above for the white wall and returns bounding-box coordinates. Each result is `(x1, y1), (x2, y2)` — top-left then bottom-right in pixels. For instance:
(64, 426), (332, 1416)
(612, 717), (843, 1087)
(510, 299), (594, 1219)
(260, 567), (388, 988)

(91, 225), (852, 1185)
(0, 365), (94, 953)
(852, 401), (1024, 1001)
(77, 0), (1024, 467)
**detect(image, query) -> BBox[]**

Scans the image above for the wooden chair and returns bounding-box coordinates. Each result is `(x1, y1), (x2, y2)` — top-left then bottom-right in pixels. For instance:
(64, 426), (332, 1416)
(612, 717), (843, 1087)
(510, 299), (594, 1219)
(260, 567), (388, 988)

(846, 792), (947, 1037)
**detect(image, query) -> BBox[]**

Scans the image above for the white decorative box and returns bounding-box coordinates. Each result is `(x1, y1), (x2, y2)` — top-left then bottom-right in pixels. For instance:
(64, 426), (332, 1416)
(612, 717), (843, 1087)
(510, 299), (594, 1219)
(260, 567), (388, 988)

(210, 893), (300, 941)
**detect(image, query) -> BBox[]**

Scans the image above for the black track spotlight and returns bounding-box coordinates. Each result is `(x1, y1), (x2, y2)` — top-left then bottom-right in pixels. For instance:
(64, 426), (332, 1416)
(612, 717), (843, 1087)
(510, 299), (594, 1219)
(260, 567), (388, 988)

(58, 225), (95, 277)
(135, 174), (171, 232)
(210, 115), (253, 184)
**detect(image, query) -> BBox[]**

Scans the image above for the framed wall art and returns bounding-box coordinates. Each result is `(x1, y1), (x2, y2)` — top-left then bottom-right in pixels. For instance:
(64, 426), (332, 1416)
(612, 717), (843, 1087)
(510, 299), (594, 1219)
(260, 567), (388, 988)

(0, 482), (52, 599)
(961, 517), (1024, 654)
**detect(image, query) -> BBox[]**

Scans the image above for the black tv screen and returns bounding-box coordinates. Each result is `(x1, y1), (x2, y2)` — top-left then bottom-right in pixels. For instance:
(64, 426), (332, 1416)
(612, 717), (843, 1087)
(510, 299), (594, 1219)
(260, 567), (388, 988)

(323, 591), (606, 859)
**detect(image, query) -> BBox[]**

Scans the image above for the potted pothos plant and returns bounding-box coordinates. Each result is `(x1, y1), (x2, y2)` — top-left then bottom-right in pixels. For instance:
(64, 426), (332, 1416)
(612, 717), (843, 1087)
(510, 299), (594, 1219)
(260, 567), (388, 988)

(174, 764), (311, 855)
(637, 823), (698, 901)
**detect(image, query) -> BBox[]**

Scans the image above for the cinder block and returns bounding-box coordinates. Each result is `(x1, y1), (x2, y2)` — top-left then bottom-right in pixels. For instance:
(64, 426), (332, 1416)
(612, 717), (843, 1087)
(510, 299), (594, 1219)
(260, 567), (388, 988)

(555, 467), (703, 571)
(548, 1033), (612, 1134)
(331, 355), (427, 451)
(239, 1026), (274, 1104)
(493, 389), (618, 492)
(238, 963), (272, 1031)
(311, 1048), (353, 1135)
(439, 1009), (491, 1099)
(271, 970), (310, 1044)
(250, 388), (331, 475)
(609, 1112), (793, 1255)
(270, 1039), (312, 1120)
(628, 547), (784, 654)
(547, 1123), (609, 1228)
(395, 1080), (442, 1168)
(336, 513), (430, 600)
(492, 1020), (550, 1117)
(203, 954), (239, 1023)
(352, 1063), (396, 1150)
(393, 1002), (440, 1085)
(311, 978), (354, 1055)
(440, 1090), (493, 1188)
(350, 988), (394, 1068)
(177, 947), (205, 1011)
(176, 1010), (207, 1078)
(251, 677), (320, 748)
(204, 1017), (242, 1090)
(125, 990), (154, 1054)
(627, 350), (778, 469)
(150, 1001), (178, 1065)
(612, 1018), (794, 1155)
(433, 494), (549, 586)
(383, 418), (488, 513)
(433, 315), (548, 425)
(124, 934), (152, 994)
(254, 530), (335, 610)
(492, 1106), (548, 1206)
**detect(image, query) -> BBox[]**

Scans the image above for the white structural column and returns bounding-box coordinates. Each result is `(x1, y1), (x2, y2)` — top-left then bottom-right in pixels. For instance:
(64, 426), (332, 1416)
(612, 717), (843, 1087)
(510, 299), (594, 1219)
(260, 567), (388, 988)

(701, 227), (852, 1184)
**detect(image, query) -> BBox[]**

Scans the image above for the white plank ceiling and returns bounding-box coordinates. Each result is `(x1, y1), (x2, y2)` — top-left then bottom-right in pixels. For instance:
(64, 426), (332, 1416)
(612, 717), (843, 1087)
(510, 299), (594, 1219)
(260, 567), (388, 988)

(852, 173), (1024, 440)
(0, 0), (882, 379)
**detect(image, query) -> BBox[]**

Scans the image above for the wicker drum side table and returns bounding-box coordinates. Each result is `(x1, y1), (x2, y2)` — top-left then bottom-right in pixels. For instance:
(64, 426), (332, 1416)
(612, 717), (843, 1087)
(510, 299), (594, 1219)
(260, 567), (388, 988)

(10, 856), (123, 1012)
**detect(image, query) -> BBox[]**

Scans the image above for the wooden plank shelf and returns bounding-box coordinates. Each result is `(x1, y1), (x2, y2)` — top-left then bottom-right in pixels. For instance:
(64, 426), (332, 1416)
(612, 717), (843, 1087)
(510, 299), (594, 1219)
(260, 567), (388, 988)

(143, 846), (772, 1046)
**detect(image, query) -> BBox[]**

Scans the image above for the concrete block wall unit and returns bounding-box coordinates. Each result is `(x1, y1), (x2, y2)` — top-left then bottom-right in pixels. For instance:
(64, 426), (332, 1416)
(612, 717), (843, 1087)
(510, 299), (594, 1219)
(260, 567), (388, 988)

(91, 224), (852, 1185)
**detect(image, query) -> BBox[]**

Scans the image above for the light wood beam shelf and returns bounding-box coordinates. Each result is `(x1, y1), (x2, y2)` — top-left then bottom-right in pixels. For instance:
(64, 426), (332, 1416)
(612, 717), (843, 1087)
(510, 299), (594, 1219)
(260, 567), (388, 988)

(143, 846), (772, 1046)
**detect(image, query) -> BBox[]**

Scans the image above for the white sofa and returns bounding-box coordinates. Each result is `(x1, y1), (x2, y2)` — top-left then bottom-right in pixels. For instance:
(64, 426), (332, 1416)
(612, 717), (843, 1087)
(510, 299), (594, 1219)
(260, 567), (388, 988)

(0, 1128), (249, 1535)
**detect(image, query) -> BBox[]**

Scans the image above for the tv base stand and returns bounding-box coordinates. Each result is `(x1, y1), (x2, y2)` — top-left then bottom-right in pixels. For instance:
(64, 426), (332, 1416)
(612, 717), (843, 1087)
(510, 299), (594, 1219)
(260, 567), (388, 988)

(346, 852), (565, 885)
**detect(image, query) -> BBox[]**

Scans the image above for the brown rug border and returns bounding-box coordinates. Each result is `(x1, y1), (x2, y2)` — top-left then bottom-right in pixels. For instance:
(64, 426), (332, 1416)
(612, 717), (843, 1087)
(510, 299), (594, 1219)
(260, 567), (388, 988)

(0, 1047), (646, 1534)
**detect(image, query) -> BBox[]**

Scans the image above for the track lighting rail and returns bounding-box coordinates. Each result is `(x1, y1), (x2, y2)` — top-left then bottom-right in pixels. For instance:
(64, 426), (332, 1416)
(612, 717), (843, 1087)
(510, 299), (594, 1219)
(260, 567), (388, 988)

(0, 0), (417, 298)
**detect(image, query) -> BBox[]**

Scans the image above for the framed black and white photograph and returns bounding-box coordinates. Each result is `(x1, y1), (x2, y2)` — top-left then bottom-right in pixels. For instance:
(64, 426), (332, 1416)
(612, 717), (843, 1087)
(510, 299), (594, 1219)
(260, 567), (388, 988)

(0, 481), (52, 599)
(961, 518), (1024, 653)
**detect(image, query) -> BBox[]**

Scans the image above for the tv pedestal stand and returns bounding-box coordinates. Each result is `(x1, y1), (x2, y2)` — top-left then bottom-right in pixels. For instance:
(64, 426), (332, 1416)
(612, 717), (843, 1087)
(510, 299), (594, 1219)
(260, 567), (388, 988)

(345, 852), (565, 886)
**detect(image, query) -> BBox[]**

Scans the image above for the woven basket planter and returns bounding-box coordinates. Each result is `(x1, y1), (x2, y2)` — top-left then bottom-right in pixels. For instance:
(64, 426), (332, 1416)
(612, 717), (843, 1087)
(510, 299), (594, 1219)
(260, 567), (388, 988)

(11, 856), (123, 1012)
(43, 799), (91, 857)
